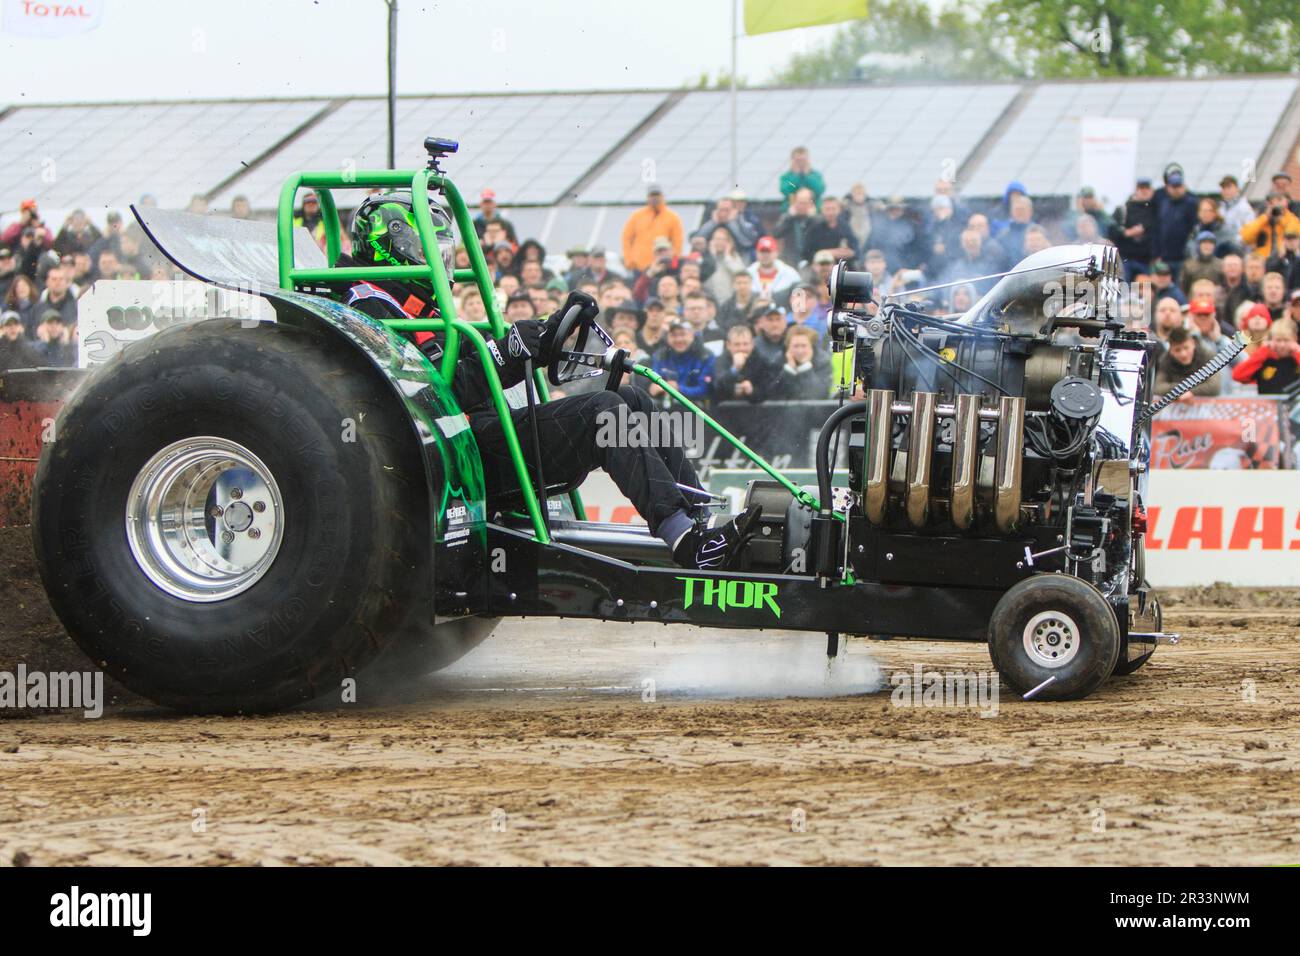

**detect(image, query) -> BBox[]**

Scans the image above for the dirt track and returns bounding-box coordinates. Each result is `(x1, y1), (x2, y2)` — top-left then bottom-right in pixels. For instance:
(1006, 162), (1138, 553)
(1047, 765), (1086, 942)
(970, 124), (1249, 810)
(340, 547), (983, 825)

(1, 569), (1297, 865)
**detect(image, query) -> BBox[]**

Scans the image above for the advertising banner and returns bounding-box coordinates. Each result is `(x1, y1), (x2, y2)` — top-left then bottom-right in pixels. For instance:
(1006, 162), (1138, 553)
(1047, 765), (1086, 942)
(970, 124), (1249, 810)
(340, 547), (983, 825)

(77, 280), (273, 368)
(3, 0), (104, 38)
(1079, 116), (1140, 213)
(1150, 395), (1292, 470)
(1143, 469), (1300, 586)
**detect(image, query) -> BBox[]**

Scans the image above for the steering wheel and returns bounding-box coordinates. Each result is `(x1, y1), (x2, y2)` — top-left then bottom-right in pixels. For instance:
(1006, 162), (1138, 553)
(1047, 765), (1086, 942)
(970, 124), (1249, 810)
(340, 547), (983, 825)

(544, 297), (628, 393)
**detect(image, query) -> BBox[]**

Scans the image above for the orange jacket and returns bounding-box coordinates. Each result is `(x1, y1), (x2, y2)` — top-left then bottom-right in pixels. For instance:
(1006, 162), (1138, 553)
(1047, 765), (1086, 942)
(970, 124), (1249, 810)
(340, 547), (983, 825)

(621, 205), (683, 273)
(1239, 209), (1300, 259)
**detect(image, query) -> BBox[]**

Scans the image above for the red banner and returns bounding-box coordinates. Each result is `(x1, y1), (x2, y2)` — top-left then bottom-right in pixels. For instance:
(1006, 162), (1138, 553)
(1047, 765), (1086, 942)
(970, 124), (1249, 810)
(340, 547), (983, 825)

(1150, 396), (1292, 470)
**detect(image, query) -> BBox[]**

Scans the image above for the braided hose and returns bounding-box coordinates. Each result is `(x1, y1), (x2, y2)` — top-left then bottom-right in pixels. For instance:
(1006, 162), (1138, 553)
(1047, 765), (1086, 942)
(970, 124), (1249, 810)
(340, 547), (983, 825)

(1138, 331), (1247, 425)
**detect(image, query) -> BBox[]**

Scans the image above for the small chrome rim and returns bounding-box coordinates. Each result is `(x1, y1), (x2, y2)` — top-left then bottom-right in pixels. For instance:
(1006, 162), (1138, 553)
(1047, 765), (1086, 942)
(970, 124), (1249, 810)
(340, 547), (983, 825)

(125, 437), (285, 602)
(1022, 610), (1080, 668)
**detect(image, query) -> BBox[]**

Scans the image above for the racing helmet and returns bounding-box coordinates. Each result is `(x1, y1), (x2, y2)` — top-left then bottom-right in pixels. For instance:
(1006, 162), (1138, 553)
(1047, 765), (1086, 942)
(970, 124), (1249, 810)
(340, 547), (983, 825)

(350, 192), (456, 282)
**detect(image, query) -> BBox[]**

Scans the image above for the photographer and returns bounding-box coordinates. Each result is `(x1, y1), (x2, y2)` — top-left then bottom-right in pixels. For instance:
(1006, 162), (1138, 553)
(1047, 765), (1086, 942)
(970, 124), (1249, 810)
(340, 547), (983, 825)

(1, 199), (50, 249)
(630, 237), (680, 304)
(1240, 191), (1300, 260)
(16, 224), (54, 282)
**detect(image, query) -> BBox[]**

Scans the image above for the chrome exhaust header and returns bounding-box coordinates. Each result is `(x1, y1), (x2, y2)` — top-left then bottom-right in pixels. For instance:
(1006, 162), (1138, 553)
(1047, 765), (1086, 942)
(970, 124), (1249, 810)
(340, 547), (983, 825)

(950, 393), (979, 530)
(864, 388), (893, 525)
(864, 388), (1021, 531)
(994, 395), (1025, 532)
(905, 391), (936, 527)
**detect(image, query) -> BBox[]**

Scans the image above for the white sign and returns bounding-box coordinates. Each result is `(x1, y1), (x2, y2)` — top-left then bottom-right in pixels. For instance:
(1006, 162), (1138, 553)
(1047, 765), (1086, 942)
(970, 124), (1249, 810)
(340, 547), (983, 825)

(2, 0), (104, 38)
(77, 279), (273, 368)
(574, 471), (645, 525)
(1079, 116), (1140, 212)
(1144, 469), (1300, 587)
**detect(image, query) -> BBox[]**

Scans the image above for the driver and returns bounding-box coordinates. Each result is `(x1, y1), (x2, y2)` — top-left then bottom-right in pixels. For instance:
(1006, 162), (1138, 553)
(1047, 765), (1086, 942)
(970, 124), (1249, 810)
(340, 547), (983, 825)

(330, 192), (759, 569)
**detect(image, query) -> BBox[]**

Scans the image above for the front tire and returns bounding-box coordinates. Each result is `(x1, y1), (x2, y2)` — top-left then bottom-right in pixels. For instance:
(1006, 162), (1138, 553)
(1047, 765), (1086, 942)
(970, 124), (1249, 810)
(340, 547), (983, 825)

(987, 575), (1120, 701)
(34, 319), (429, 713)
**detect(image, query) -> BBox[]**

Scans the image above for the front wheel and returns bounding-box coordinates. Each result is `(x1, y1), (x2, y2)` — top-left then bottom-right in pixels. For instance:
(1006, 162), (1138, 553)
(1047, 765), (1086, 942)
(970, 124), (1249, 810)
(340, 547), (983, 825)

(987, 575), (1120, 701)
(33, 319), (430, 713)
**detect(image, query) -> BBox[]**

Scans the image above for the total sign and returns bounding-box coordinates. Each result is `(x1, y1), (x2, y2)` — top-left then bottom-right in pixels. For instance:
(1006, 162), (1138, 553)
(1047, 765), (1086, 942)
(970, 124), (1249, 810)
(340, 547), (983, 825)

(2, 0), (104, 38)
(1144, 470), (1300, 586)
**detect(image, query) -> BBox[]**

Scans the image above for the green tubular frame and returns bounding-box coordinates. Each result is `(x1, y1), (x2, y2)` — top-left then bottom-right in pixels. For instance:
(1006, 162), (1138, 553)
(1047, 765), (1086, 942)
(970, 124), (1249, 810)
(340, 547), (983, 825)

(275, 167), (586, 542)
(275, 166), (843, 544)
(631, 366), (830, 514)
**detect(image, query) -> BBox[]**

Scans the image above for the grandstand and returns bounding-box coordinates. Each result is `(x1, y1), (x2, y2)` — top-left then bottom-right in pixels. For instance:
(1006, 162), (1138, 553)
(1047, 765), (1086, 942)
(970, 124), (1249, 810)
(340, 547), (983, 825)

(3, 74), (1298, 257)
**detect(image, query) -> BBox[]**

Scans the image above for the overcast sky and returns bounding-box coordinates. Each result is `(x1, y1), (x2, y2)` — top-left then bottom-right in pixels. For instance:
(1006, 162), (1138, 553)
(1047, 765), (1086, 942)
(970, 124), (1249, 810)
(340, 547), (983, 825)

(3, 0), (843, 104)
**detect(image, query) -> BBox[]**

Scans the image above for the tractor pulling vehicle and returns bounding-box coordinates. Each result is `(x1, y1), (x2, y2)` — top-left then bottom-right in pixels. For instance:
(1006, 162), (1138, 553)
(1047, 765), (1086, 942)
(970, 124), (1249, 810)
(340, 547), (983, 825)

(33, 138), (1192, 713)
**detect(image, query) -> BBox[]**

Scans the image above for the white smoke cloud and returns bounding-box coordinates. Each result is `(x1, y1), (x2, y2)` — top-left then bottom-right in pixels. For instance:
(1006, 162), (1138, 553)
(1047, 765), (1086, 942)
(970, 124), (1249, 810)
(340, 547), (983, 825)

(645, 635), (882, 699)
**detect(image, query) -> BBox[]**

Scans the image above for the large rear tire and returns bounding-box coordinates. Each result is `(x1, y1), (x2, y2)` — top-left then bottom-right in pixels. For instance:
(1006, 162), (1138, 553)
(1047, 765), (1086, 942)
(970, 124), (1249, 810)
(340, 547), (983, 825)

(987, 575), (1120, 701)
(33, 319), (433, 713)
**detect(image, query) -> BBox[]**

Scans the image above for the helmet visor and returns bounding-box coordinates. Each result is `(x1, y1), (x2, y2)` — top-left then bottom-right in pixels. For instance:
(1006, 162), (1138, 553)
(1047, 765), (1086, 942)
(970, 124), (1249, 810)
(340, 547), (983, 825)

(385, 213), (455, 279)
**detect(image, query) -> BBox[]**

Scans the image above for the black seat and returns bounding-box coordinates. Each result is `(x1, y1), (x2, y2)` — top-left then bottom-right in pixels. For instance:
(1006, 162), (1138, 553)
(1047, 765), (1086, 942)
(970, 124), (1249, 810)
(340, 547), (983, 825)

(487, 474), (585, 514)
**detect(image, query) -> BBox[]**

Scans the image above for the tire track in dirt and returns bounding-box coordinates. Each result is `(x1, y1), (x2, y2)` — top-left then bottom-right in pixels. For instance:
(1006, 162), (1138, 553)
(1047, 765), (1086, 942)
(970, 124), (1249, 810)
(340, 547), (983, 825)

(1, 607), (1296, 866)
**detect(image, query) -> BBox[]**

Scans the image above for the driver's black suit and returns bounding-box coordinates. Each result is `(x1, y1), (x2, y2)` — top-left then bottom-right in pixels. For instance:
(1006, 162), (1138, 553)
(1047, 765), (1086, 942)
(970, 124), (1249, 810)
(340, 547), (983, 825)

(336, 268), (699, 535)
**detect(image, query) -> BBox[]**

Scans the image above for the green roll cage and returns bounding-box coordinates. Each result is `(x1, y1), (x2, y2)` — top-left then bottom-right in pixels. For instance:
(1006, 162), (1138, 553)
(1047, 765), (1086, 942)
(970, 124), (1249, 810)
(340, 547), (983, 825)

(275, 166), (825, 545)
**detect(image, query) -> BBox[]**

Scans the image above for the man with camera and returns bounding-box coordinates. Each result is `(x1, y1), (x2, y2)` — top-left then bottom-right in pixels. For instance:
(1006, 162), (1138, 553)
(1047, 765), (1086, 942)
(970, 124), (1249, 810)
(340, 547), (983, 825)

(1241, 191), (1300, 260)
(1, 199), (50, 249)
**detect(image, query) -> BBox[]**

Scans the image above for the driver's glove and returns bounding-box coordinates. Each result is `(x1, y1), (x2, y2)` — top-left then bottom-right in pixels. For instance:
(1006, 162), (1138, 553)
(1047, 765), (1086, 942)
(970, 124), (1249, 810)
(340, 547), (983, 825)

(537, 291), (599, 365)
(506, 319), (545, 363)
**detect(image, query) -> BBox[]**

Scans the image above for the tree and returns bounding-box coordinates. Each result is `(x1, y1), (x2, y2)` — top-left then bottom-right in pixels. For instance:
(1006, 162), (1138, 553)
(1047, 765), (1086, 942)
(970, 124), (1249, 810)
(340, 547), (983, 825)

(689, 69), (749, 90)
(987, 0), (1300, 77)
(774, 0), (1022, 84)
(774, 0), (1300, 83)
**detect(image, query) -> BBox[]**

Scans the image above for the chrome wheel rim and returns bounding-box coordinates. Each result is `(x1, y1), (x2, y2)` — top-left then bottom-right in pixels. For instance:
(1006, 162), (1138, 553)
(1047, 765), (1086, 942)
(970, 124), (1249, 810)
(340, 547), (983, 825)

(1022, 610), (1080, 668)
(125, 437), (285, 602)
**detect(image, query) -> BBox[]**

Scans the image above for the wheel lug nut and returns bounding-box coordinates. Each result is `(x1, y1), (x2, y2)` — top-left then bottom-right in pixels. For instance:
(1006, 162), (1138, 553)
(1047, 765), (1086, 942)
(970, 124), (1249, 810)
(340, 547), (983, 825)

(230, 488), (243, 500)
(252, 501), (266, 513)
(221, 530), (235, 543)
(248, 528), (261, 540)
(210, 505), (223, 518)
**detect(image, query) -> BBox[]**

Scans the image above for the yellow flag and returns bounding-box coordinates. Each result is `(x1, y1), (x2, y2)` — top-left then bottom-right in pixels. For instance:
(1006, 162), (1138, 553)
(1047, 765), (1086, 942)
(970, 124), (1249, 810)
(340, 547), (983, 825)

(743, 0), (868, 36)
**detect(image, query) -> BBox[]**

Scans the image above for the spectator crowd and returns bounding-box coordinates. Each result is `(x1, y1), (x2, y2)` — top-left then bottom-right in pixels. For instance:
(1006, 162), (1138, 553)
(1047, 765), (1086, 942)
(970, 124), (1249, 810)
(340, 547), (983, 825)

(0, 195), (186, 370)
(4, 147), (1298, 408)
(461, 148), (1300, 407)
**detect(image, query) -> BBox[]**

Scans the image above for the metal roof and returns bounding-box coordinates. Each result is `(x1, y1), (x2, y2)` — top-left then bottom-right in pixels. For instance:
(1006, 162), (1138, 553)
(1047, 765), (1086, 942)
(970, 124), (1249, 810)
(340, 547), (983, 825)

(0, 99), (330, 213)
(961, 76), (1299, 198)
(209, 91), (668, 210)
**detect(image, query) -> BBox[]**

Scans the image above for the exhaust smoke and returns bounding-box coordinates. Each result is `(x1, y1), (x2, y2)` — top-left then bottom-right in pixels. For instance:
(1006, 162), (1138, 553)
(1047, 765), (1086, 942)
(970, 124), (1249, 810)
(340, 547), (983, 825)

(646, 634), (882, 699)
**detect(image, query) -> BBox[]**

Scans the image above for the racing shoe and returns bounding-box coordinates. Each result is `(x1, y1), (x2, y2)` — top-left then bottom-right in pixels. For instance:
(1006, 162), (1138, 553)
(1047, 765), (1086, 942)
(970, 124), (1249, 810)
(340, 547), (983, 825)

(672, 505), (762, 570)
